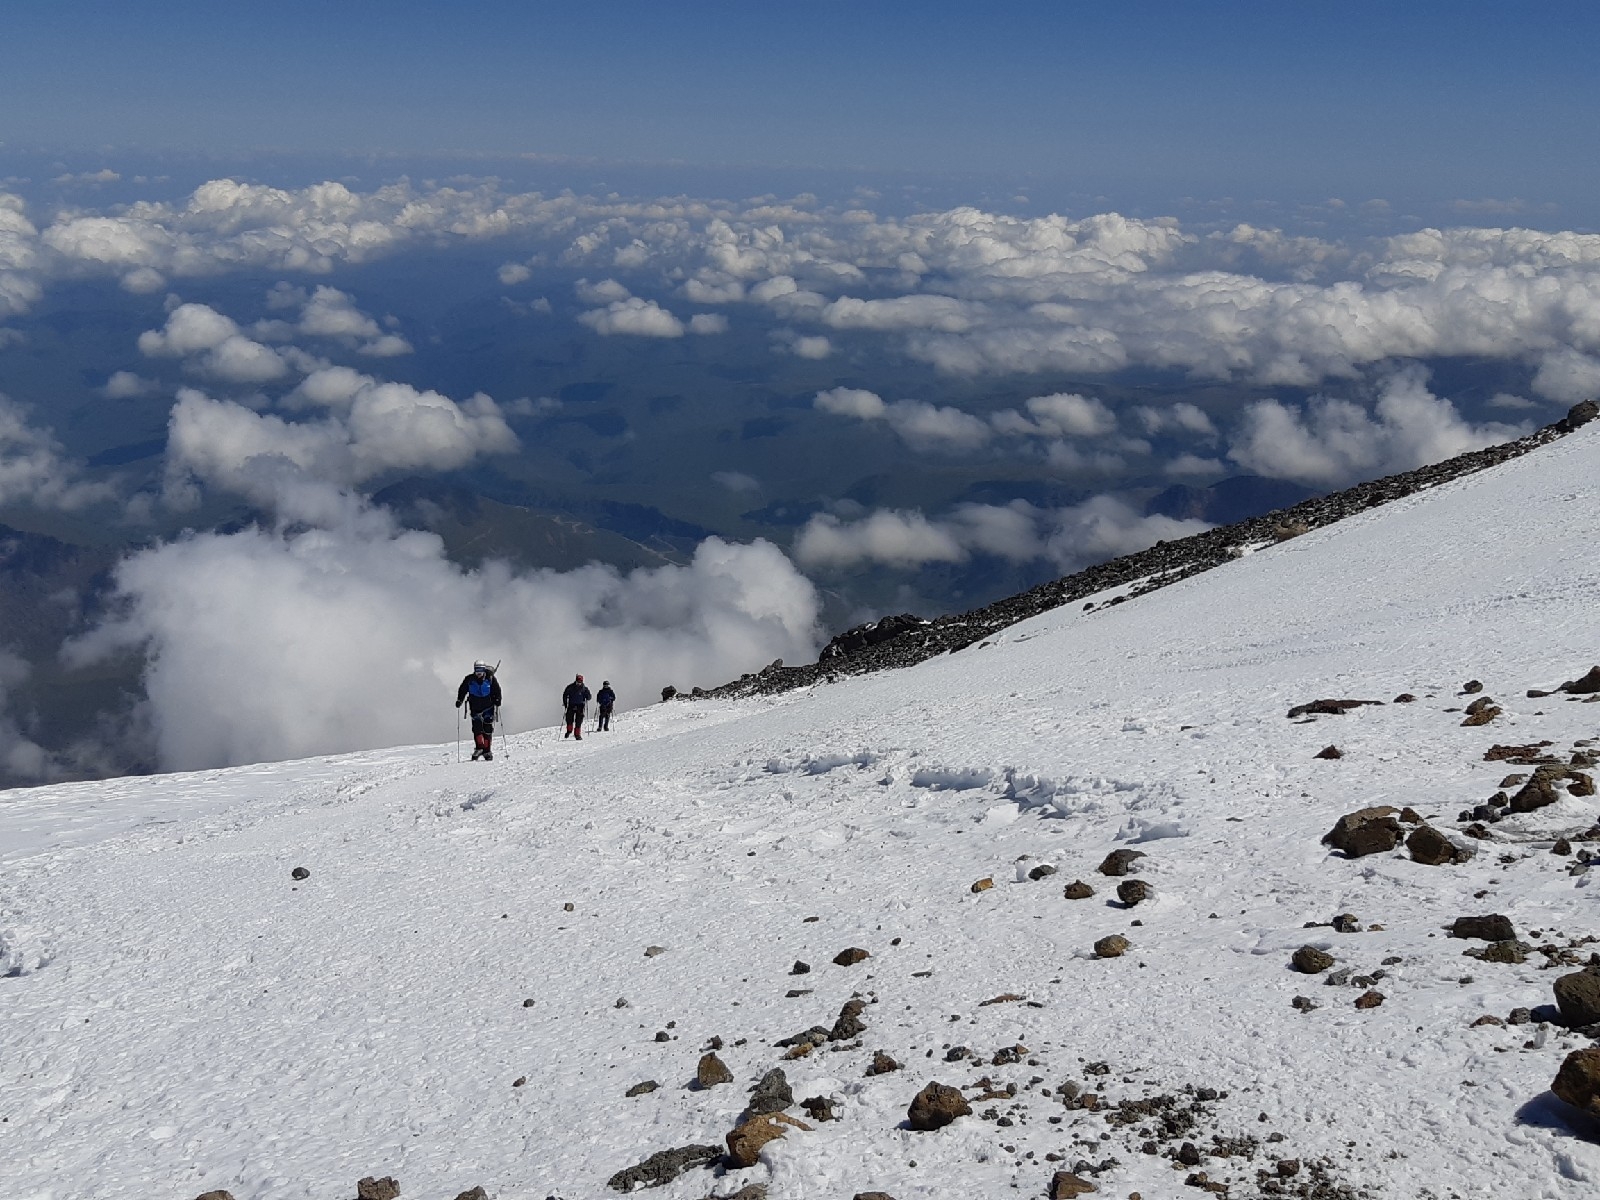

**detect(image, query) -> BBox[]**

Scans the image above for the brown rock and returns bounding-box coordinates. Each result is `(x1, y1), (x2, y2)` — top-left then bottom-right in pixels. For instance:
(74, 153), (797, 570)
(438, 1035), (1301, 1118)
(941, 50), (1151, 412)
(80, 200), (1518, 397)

(1553, 838), (1573, 856)
(801, 1095), (839, 1122)
(1094, 935), (1131, 958)
(195, 1193), (236, 1200)
(1399, 807), (1424, 824)
(1322, 806), (1402, 856)
(357, 1180), (401, 1200)
(725, 1112), (811, 1168)
(1275, 1159), (1301, 1178)
(1354, 990), (1384, 1009)
(1553, 969), (1600, 1026)
(1097, 849), (1146, 876)
(1407, 825), (1472, 866)
(625, 1080), (659, 1097)
(906, 1081), (972, 1131)
(1116, 879), (1150, 906)
(1471, 1015), (1506, 1027)
(1050, 1171), (1099, 1198)
(1393, 693), (1416, 703)
(1062, 879), (1095, 900)
(1552, 1047), (1600, 1118)
(1291, 946), (1335, 973)
(1314, 745), (1343, 759)
(1450, 914), (1515, 941)
(833, 947), (870, 966)
(697, 1052), (733, 1088)
(1571, 772), (1597, 797)
(970, 877), (994, 893)
(866, 1050), (902, 1076)
(1463, 680), (1484, 694)
(1461, 705), (1502, 727)
(1286, 698), (1382, 718)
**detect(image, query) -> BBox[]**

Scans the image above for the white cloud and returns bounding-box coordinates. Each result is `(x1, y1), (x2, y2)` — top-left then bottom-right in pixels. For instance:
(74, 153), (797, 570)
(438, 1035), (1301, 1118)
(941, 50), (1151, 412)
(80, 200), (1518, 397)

(138, 302), (239, 355)
(1134, 401), (1217, 438)
(712, 470), (760, 493)
(0, 394), (115, 510)
(813, 386), (989, 452)
(165, 377), (518, 517)
(67, 524), (819, 772)
(1530, 348), (1600, 404)
(795, 494), (1208, 573)
(1226, 366), (1528, 487)
(103, 370), (155, 399)
(498, 262), (533, 285)
(578, 297), (685, 337)
(789, 335), (832, 359)
(575, 277), (632, 305)
(688, 313), (729, 335)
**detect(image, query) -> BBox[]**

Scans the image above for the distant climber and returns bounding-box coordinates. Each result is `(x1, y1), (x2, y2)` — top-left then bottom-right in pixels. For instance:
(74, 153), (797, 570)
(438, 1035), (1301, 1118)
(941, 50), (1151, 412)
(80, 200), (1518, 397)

(455, 660), (502, 761)
(596, 681), (616, 731)
(562, 674), (591, 740)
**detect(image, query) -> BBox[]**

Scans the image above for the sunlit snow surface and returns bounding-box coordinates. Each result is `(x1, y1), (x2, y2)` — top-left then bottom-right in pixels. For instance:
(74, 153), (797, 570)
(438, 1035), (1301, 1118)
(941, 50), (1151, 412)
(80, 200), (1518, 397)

(4, 429), (1600, 1199)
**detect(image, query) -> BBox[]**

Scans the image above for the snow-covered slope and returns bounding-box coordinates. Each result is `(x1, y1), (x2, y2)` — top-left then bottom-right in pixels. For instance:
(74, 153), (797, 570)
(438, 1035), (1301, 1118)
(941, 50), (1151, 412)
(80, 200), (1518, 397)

(4, 427), (1600, 1200)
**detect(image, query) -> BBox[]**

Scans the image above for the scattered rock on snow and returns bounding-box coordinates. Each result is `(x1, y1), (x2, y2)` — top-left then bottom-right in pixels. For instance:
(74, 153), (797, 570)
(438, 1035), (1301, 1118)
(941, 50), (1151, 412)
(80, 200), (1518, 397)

(1291, 946), (1335, 974)
(1097, 849), (1146, 876)
(1028, 863), (1058, 880)
(852, 1193), (897, 1200)
(746, 1068), (794, 1116)
(697, 1053), (733, 1089)
(1393, 693), (1416, 703)
(644, 945), (666, 957)
(1286, 698), (1383, 718)
(790, 960), (810, 974)
(1063, 879), (1095, 899)
(1116, 879), (1150, 906)
(194, 1193), (236, 1200)
(290, 866), (310, 881)
(1465, 940), (1530, 964)
(1291, 996), (1318, 1012)
(833, 947), (870, 966)
(1553, 969), (1600, 1027)
(357, 1179), (400, 1200)
(607, 1145), (721, 1193)
(1463, 680), (1484, 694)
(1049, 1170), (1099, 1197)
(1314, 745), (1343, 759)
(1552, 1047), (1600, 1118)
(1354, 990), (1385, 1010)
(971, 877), (994, 893)
(866, 1050), (902, 1076)
(725, 1111), (811, 1168)
(831, 998), (868, 1040)
(1450, 915), (1516, 942)
(1559, 665), (1600, 695)
(1094, 935), (1131, 958)
(626, 1080), (659, 1097)
(802, 1095), (840, 1121)
(1407, 825), (1475, 865)
(907, 1081), (972, 1131)
(1331, 913), (1362, 933)
(1322, 806), (1402, 857)
(452, 1189), (487, 1200)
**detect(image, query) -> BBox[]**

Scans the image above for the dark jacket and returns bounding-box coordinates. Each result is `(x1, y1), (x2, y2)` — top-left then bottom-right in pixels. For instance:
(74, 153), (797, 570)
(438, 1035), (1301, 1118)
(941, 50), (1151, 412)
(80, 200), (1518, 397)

(457, 672), (502, 717)
(597, 686), (616, 710)
(562, 681), (592, 710)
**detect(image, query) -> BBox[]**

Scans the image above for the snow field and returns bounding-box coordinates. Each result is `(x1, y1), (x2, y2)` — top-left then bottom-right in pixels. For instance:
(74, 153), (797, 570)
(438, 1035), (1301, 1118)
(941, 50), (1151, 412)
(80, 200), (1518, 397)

(2, 427), (1599, 1198)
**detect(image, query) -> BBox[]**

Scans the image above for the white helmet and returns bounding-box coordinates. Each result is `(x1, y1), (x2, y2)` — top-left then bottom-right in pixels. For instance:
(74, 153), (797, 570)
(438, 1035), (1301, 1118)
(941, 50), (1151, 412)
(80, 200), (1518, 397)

(473, 660), (493, 673)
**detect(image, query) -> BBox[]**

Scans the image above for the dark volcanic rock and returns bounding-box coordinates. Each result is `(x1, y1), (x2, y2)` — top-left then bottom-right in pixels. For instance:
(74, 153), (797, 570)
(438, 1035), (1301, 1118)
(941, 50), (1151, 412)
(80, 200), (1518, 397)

(291, 866), (310, 881)
(1063, 879), (1095, 899)
(833, 947), (870, 966)
(907, 1081), (972, 1131)
(1450, 914), (1516, 942)
(1322, 806), (1402, 857)
(1097, 849), (1146, 876)
(607, 1145), (721, 1192)
(1116, 879), (1150, 906)
(747, 1068), (794, 1115)
(1314, 744), (1343, 759)
(1559, 665), (1600, 694)
(357, 1180), (400, 1200)
(697, 1053), (733, 1088)
(1408, 825), (1473, 865)
(819, 613), (930, 662)
(831, 998), (868, 1040)
(1287, 698), (1383, 718)
(1292, 946), (1335, 974)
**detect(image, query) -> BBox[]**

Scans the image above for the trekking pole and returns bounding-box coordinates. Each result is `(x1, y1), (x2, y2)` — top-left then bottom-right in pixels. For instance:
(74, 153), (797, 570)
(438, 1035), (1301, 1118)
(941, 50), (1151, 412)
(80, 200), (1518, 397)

(456, 703), (462, 763)
(498, 706), (510, 760)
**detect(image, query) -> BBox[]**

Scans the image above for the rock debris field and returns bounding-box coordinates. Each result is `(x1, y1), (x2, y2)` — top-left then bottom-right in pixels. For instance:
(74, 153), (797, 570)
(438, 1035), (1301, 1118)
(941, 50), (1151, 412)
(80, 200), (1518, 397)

(3, 425), (1600, 1198)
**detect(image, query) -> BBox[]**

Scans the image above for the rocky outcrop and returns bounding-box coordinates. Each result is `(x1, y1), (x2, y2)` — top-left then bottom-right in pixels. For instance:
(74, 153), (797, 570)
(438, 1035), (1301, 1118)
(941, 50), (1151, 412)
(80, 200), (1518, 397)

(907, 1081), (971, 1131)
(1322, 807), (1402, 857)
(1552, 1048), (1600, 1117)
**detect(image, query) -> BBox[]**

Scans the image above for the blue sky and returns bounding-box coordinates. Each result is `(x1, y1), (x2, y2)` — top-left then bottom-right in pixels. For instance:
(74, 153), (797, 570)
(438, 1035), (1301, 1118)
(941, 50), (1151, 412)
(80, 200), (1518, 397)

(3, 1), (1597, 211)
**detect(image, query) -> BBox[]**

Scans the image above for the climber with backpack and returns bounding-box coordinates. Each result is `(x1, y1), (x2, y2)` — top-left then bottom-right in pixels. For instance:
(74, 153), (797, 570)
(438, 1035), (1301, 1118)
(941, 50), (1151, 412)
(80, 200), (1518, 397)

(562, 674), (591, 739)
(455, 660), (502, 760)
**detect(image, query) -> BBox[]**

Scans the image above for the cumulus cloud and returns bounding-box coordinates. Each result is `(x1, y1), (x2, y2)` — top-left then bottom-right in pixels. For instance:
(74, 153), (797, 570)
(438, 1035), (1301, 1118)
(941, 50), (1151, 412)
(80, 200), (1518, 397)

(1226, 366), (1528, 487)
(795, 495), (1208, 573)
(578, 296), (686, 337)
(0, 648), (49, 780)
(66, 522), (820, 772)
(688, 313), (729, 335)
(0, 394), (115, 510)
(992, 392), (1119, 439)
(498, 262), (533, 285)
(1133, 401), (1217, 439)
(813, 386), (990, 452)
(165, 377), (518, 517)
(788, 334), (833, 359)
(575, 277), (632, 304)
(103, 370), (155, 399)
(139, 302), (291, 383)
